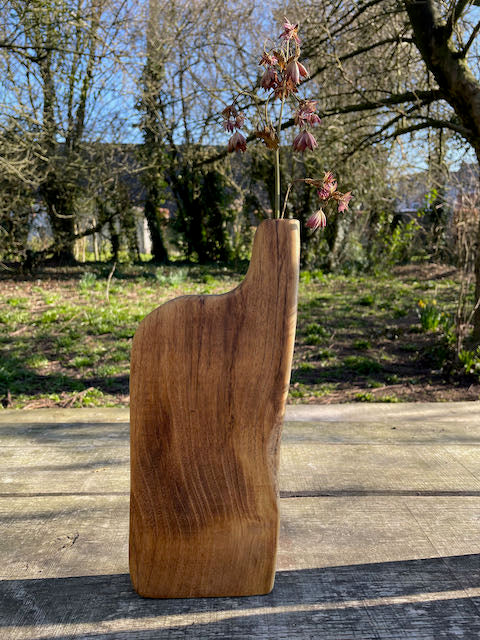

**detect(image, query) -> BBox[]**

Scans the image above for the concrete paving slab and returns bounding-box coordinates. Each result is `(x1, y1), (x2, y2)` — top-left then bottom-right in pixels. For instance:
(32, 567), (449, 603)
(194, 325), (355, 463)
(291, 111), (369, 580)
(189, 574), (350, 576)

(3, 494), (480, 581)
(0, 445), (129, 495)
(1, 403), (480, 639)
(4, 440), (480, 497)
(286, 401), (480, 424)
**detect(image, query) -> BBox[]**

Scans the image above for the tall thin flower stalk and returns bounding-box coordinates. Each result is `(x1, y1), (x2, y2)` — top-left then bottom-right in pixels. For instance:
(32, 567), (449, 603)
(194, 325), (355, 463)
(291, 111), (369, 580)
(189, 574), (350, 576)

(222, 17), (352, 229)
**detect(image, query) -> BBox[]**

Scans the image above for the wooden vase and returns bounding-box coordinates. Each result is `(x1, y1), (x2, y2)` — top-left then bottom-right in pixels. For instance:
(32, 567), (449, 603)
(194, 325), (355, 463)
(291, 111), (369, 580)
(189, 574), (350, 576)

(129, 218), (300, 598)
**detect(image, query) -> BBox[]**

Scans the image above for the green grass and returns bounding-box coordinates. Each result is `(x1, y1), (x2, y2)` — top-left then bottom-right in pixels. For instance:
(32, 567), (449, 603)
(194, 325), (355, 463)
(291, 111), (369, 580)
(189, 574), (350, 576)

(343, 355), (383, 375)
(353, 339), (371, 350)
(0, 261), (470, 408)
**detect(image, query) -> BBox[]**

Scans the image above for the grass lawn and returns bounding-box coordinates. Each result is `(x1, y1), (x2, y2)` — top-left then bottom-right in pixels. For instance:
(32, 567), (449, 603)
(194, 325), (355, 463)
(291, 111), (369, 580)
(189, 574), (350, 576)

(1, 261), (478, 408)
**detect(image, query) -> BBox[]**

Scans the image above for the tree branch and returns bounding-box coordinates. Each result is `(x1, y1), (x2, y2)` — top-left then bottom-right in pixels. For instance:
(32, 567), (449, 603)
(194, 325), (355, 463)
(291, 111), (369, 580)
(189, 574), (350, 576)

(321, 89), (443, 117)
(457, 18), (480, 57)
(389, 117), (470, 139)
(73, 216), (112, 240)
(308, 36), (415, 82)
(446, 0), (471, 35)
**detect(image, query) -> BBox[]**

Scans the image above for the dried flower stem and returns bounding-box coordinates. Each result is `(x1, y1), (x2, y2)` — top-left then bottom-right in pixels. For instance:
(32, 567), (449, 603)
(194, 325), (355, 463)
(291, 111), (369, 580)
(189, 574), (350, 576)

(274, 149), (281, 218)
(273, 40), (289, 219)
(275, 95), (286, 218)
(281, 179), (303, 219)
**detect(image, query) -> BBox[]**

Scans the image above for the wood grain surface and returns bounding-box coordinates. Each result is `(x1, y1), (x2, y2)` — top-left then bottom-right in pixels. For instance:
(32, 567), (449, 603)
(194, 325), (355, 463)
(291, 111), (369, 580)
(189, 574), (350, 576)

(129, 219), (300, 598)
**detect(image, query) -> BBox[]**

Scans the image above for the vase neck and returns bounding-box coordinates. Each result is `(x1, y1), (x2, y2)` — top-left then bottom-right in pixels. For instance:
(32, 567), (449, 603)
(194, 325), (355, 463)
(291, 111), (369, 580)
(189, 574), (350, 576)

(243, 219), (300, 298)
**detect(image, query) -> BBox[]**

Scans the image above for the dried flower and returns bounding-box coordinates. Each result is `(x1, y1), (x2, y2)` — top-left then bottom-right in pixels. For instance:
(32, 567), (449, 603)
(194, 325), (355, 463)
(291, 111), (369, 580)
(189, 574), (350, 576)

(298, 61), (309, 78)
(222, 104), (244, 134)
(222, 104), (237, 119)
(317, 172), (338, 199)
(259, 52), (277, 67)
(300, 99), (317, 114)
(255, 125), (279, 149)
(273, 49), (287, 70)
(323, 171), (336, 188)
(306, 209), (327, 230)
(279, 17), (300, 44)
(318, 184), (336, 199)
(221, 17), (352, 223)
(260, 67), (278, 90)
(336, 191), (352, 212)
(292, 130), (318, 152)
(306, 113), (321, 126)
(295, 100), (321, 126)
(227, 131), (247, 153)
(235, 113), (245, 128)
(317, 186), (330, 200)
(285, 58), (301, 85)
(284, 58), (309, 87)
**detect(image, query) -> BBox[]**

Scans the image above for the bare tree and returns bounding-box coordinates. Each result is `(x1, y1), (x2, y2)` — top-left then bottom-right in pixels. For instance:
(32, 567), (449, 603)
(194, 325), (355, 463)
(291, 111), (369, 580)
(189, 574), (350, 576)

(137, 0), (261, 261)
(0, 0), (138, 263)
(289, 0), (480, 339)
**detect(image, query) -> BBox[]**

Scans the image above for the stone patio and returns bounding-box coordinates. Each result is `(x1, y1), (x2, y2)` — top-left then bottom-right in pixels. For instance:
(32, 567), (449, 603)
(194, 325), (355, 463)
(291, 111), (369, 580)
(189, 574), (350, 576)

(1, 402), (480, 639)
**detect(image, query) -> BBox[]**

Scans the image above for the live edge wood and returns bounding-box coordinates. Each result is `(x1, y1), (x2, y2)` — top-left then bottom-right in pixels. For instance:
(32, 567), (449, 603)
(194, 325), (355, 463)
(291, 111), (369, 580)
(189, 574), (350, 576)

(129, 219), (300, 598)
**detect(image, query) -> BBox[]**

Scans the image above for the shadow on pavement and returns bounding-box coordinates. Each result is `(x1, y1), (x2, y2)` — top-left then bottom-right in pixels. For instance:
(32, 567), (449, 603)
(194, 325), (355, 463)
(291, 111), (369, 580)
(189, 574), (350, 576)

(2, 554), (480, 638)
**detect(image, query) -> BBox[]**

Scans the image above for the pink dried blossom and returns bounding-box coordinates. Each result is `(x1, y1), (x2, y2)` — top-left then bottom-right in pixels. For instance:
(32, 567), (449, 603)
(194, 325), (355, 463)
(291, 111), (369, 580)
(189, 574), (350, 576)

(260, 67), (278, 90)
(317, 186), (331, 200)
(293, 130), (318, 152)
(285, 59), (301, 84)
(306, 209), (327, 230)
(279, 17), (300, 44)
(295, 100), (321, 126)
(259, 52), (277, 67)
(220, 18), (352, 222)
(323, 171), (336, 188)
(227, 131), (247, 153)
(223, 106), (244, 133)
(317, 171), (338, 199)
(308, 113), (321, 126)
(222, 104), (238, 119)
(298, 62), (309, 78)
(235, 113), (245, 128)
(337, 191), (352, 212)
(285, 59), (309, 86)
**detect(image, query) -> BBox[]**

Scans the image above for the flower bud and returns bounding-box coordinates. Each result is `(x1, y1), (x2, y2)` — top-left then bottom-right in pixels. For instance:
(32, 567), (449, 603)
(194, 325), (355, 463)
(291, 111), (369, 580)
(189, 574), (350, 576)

(293, 130), (318, 152)
(260, 67), (278, 90)
(306, 209), (327, 230)
(227, 131), (247, 153)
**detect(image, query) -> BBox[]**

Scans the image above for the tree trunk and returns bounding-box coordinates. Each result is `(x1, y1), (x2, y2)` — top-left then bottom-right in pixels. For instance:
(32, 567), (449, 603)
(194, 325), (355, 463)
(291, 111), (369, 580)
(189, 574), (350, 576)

(41, 173), (77, 264)
(404, 0), (480, 343)
(109, 220), (120, 262)
(144, 186), (169, 263)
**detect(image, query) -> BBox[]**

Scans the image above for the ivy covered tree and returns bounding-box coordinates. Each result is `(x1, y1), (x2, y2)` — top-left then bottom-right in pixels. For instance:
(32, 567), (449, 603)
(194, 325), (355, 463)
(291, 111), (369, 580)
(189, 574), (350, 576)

(0, 0), (136, 263)
(136, 0), (170, 263)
